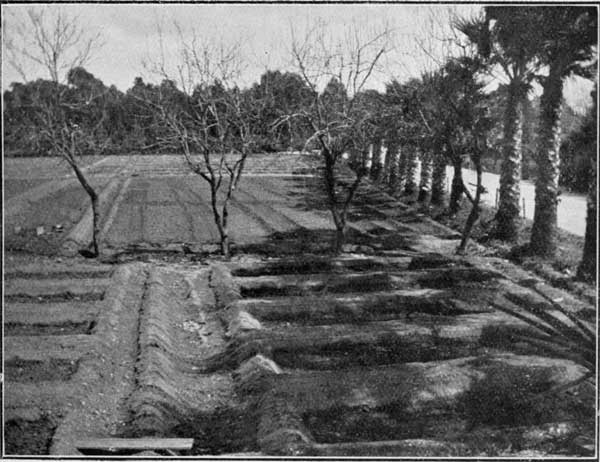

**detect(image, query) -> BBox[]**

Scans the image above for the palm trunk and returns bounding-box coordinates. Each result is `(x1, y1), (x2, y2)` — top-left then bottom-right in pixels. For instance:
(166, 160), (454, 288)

(577, 167), (596, 281)
(521, 96), (535, 181)
(370, 139), (384, 181)
(396, 145), (407, 194)
(349, 148), (362, 172)
(449, 159), (464, 215)
(404, 146), (418, 195)
(382, 139), (393, 185)
(577, 90), (597, 281)
(495, 82), (523, 241)
(365, 145), (373, 173)
(418, 150), (432, 203)
(530, 65), (563, 258)
(431, 153), (447, 206)
(387, 143), (401, 194)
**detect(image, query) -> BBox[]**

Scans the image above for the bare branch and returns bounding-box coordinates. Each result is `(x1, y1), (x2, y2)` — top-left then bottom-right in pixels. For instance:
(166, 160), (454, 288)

(4, 6), (103, 83)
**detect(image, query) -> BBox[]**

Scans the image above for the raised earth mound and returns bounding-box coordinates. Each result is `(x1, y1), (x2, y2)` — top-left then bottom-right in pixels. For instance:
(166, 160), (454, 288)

(3, 153), (596, 457)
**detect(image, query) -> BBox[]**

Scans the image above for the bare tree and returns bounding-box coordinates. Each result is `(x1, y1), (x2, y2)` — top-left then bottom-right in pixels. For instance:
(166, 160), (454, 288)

(18, 72), (111, 257)
(3, 6), (103, 83)
(283, 19), (393, 253)
(142, 25), (255, 257)
(4, 8), (106, 257)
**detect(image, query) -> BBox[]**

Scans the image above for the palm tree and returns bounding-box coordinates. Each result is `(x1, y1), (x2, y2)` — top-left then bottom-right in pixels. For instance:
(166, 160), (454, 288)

(458, 8), (542, 241)
(383, 79), (422, 197)
(530, 6), (597, 257)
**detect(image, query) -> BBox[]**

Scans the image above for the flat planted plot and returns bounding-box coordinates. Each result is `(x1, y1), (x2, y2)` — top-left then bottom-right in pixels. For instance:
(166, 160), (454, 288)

(5, 157), (84, 180)
(4, 156), (113, 182)
(4, 155), (334, 253)
(102, 174), (334, 249)
(5, 184), (91, 252)
(5, 177), (117, 254)
(104, 177), (216, 246)
(4, 178), (53, 199)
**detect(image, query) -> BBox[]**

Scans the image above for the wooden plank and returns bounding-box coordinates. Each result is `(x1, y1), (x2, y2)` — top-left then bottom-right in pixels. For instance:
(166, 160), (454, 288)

(75, 438), (193, 451)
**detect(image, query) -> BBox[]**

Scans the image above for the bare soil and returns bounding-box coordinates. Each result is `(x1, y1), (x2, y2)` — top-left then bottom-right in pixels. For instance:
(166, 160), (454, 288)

(4, 415), (60, 455)
(427, 196), (596, 302)
(4, 358), (80, 382)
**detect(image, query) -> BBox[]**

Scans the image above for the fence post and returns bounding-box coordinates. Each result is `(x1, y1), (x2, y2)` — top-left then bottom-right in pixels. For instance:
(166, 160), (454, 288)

(522, 198), (526, 218)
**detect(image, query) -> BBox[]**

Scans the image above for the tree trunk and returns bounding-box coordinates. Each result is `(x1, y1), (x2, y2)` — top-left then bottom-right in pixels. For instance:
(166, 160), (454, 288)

(91, 194), (100, 256)
(430, 153), (447, 206)
(577, 165), (596, 281)
(222, 237), (230, 257)
(365, 145), (373, 173)
(209, 183), (230, 257)
(221, 203), (231, 258)
(396, 145), (407, 194)
(334, 220), (346, 254)
(449, 159), (464, 215)
(577, 89), (597, 281)
(349, 147), (362, 172)
(70, 159), (99, 257)
(404, 146), (418, 195)
(387, 143), (401, 195)
(530, 65), (564, 258)
(382, 139), (393, 185)
(521, 96), (535, 181)
(322, 147), (347, 254)
(495, 82), (523, 241)
(458, 152), (483, 254)
(417, 150), (432, 203)
(370, 139), (384, 181)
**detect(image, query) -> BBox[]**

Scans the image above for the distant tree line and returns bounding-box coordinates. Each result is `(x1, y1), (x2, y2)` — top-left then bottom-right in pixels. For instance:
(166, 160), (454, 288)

(3, 69), (314, 157)
(3, 64), (593, 192)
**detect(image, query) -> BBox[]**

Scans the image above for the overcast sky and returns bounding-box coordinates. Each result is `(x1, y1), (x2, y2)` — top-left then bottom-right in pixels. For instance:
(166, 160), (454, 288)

(2, 3), (594, 111)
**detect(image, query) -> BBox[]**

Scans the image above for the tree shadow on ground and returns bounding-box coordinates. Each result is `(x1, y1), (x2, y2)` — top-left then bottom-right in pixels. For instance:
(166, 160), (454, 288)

(237, 228), (358, 257)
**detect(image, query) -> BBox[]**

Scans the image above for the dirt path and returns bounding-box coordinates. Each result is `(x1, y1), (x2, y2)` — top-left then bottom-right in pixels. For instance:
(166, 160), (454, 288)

(438, 164), (588, 236)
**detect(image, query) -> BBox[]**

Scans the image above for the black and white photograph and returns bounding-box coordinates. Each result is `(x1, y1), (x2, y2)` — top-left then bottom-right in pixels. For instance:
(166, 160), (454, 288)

(2, 2), (598, 458)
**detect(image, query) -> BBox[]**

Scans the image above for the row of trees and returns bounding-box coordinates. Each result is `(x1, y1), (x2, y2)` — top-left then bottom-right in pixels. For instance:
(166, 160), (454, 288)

(3, 6), (597, 279)
(461, 6), (596, 275)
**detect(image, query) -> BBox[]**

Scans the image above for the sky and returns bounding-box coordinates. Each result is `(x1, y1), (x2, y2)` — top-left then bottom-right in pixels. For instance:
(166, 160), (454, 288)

(1, 3), (595, 111)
